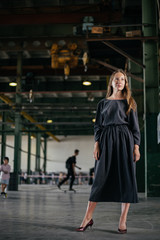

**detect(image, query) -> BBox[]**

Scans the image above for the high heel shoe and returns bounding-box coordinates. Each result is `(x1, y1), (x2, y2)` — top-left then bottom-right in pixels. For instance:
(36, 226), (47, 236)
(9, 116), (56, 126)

(118, 228), (127, 234)
(76, 219), (94, 232)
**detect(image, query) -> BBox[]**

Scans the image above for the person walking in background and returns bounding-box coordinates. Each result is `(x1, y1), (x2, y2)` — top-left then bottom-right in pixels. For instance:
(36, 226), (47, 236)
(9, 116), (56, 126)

(24, 172), (28, 184)
(0, 157), (11, 198)
(58, 149), (81, 191)
(76, 69), (140, 233)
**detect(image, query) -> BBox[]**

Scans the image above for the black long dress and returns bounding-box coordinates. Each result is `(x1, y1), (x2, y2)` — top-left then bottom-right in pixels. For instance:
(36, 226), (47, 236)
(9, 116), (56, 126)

(89, 99), (140, 203)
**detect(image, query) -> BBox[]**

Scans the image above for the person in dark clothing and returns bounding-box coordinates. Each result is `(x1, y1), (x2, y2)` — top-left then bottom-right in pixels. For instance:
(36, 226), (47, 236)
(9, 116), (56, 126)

(58, 149), (80, 191)
(39, 169), (43, 184)
(76, 69), (140, 233)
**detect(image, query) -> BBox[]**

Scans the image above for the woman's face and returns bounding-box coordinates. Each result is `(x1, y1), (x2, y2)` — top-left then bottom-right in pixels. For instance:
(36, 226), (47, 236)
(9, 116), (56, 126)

(111, 72), (126, 92)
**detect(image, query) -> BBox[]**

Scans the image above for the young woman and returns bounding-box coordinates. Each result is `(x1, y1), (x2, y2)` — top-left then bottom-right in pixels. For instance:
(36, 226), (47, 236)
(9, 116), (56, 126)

(76, 69), (140, 233)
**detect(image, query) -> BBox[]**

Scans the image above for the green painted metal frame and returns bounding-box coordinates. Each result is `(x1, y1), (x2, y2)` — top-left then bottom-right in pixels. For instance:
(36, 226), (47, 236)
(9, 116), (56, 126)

(35, 133), (41, 171)
(1, 112), (6, 164)
(27, 131), (31, 184)
(142, 0), (160, 197)
(13, 52), (22, 190)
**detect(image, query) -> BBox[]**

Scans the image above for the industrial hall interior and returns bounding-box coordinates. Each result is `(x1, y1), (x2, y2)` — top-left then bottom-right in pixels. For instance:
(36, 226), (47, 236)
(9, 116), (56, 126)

(0, 0), (160, 239)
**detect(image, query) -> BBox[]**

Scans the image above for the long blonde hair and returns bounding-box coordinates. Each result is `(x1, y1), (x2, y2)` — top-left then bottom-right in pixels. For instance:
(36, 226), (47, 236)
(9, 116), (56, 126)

(106, 69), (136, 114)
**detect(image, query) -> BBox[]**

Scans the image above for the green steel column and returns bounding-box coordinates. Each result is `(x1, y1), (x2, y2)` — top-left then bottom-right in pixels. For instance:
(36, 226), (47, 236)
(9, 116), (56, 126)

(1, 112), (6, 164)
(13, 52), (22, 190)
(129, 61), (145, 192)
(27, 132), (31, 183)
(142, 0), (160, 197)
(35, 133), (41, 171)
(43, 137), (47, 173)
(14, 112), (21, 179)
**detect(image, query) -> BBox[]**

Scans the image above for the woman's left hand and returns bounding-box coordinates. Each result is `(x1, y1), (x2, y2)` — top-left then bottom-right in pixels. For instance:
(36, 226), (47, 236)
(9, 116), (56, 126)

(133, 145), (140, 162)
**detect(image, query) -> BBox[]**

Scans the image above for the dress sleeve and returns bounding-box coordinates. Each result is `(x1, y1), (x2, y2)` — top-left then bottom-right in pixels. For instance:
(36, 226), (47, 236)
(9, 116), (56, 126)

(94, 101), (103, 142)
(129, 108), (141, 146)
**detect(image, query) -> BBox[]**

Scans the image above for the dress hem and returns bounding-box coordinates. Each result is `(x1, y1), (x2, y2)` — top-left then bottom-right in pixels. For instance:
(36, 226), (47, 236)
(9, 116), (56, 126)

(89, 199), (139, 203)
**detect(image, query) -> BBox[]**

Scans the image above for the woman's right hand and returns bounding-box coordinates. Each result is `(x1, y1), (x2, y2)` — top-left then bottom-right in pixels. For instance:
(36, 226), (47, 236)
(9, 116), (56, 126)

(94, 141), (100, 160)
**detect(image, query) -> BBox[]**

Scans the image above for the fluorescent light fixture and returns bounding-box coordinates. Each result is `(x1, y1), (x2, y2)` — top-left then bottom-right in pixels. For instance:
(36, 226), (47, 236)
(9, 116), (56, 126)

(9, 81), (17, 87)
(82, 80), (92, 86)
(47, 119), (53, 123)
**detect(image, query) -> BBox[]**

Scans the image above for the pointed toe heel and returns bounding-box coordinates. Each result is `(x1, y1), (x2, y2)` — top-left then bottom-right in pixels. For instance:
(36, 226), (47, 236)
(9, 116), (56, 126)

(76, 219), (94, 232)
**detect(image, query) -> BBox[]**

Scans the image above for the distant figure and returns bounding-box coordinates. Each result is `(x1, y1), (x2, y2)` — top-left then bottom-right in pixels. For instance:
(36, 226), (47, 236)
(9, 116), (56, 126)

(58, 149), (81, 191)
(0, 157), (11, 198)
(24, 172), (28, 184)
(39, 169), (43, 184)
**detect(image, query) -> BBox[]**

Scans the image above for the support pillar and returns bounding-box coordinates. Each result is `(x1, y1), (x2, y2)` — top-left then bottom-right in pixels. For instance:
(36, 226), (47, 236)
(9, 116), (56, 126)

(14, 111), (21, 188)
(13, 52), (22, 190)
(129, 61), (145, 192)
(35, 133), (41, 171)
(43, 137), (47, 174)
(27, 132), (31, 184)
(142, 0), (160, 196)
(1, 112), (6, 164)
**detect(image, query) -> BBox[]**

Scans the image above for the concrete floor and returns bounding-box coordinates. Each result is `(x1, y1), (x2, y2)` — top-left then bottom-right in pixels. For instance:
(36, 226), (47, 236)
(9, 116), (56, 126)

(0, 184), (160, 240)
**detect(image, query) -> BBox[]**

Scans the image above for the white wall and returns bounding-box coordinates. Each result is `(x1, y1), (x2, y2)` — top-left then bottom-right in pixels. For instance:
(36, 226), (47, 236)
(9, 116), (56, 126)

(47, 135), (95, 173)
(0, 135), (95, 173)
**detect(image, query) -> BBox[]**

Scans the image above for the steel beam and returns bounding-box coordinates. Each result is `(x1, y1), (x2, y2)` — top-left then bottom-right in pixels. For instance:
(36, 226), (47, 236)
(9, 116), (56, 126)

(0, 65), (111, 76)
(87, 36), (158, 42)
(1, 112), (6, 164)
(13, 52), (22, 191)
(102, 41), (145, 69)
(0, 11), (121, 25)
(0, 36), (157, 53)
(92, 59), (144, 83)
(27, 131), (31, 184)
(43, 137), (47, 174)
(142, 0), (160, 197)
(35, 133), (41, 172)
